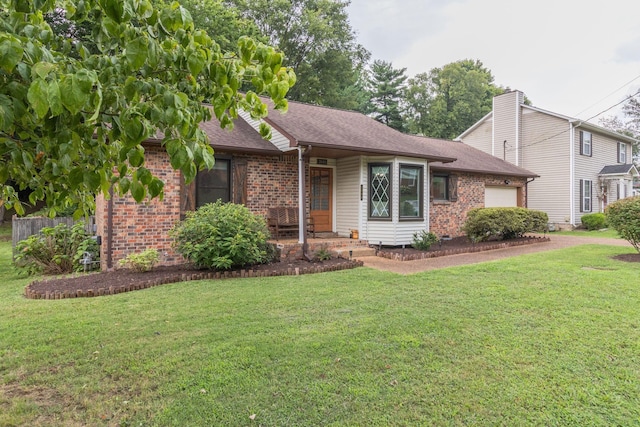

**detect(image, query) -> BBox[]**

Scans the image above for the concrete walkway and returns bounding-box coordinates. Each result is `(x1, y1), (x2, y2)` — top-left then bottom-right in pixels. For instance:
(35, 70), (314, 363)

(359, 234), (633, 274)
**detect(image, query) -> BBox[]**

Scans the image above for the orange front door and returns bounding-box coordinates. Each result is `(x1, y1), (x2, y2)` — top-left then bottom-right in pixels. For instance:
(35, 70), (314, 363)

(310, 167), (333, 233)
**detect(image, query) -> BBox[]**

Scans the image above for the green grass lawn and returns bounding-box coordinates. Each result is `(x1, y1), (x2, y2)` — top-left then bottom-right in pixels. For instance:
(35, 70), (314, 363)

(1, 240), (639, 426)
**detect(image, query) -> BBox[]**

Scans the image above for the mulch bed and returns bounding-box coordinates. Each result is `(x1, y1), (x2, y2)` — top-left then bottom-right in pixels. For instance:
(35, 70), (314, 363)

(377, 235), (551, 261)
(612, 253), (640, 263)
(24, 258), (363, 300)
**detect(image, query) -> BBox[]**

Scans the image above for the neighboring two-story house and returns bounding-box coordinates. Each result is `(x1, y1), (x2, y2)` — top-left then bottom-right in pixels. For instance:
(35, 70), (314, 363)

(457, 90), (639, 229)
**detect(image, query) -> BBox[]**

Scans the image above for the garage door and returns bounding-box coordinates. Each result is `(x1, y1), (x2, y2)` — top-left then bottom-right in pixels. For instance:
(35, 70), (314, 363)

(485, 186), (517, 207)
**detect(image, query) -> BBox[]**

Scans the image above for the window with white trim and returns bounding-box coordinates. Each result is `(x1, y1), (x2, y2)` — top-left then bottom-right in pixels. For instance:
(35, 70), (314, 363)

(580, 131), (592, 157)
(399, 164), (423, 219)
(369, 163), (391, 219)
(580, 179), (592, 212)
(618, 142), (627, 163)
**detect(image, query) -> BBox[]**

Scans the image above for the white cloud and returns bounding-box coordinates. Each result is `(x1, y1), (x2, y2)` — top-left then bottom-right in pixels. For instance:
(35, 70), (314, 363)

(348, 0), (640, 121)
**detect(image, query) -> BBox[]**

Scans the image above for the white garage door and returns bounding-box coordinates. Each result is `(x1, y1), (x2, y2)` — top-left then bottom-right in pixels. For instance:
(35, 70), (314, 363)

(485, 186), (518, 207)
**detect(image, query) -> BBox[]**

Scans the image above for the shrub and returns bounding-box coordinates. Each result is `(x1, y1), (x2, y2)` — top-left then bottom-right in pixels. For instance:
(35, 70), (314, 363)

(412, 230), (439, 250)
(118, 249), (160, 272)
(462, 207), (548, 242)
(170, 201), (270, 270)
(14, 221), (99, 275)
(581, 213), (607, 231)
(314, 246), (333, 261)
(605, 196), (640, 253)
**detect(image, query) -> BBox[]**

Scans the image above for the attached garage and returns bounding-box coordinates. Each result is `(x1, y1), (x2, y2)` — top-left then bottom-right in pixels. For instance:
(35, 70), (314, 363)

(485, 186), (518, 207)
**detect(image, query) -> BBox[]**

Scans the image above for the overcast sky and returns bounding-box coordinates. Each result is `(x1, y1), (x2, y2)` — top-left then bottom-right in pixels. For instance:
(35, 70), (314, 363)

(347, 0), (640, 123)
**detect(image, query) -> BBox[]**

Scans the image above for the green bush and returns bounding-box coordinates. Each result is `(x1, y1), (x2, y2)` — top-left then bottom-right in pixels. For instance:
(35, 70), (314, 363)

(580, 213), (607, 231)
(170, 201), (271, 270)
(462, 207), (548, 242)
(14, 221), (99, 275)
(605, 196), (640, 253)
(412, 230), (439, 250)
(118, 249), (160, 272)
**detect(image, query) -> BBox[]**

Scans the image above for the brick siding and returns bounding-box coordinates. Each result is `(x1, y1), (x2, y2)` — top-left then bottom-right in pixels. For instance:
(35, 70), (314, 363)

(95, 147), (302, 270)
(429, 173), (527, 238)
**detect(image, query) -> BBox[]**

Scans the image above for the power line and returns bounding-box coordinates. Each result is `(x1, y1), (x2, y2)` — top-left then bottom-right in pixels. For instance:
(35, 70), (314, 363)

(573, 73), (640, 117)
(505, 91), (640, 153)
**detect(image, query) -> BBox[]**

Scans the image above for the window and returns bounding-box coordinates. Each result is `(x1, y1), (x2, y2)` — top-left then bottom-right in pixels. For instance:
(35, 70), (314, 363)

(399, 165), (423, 219)
(580, 131), (592, 156)
(196, 158), (231, 207)
(369, 163), (391, 219)
(580, 179), (592, 212)
(431, 175), (449, 201)
(618, 142), (627, 163)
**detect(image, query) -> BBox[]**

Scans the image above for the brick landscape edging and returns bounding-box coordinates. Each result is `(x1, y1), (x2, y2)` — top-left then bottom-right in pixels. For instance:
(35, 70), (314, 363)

(377, 236), (551, 261)
(24, 259), (365, 300)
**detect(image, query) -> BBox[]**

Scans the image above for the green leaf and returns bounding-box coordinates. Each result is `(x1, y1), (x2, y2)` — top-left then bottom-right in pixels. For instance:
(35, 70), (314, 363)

(125, 38), (148, 70)
(135, 167), (152, 185)
(47, 79), (63, 116)
(127, 147), (145, 167)
(148, 178), (164, 199)
(69, 168), (84, 186)
(0, 36), (23, 73)
(60, 74), (89, 115)
(130, 178), (145, 202)
(84, 171), (101, 189)
(27, 78), (50, 119)
(119, 176), (130, 194)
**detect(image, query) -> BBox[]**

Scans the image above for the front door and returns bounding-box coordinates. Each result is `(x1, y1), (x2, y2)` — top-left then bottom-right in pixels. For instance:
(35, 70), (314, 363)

(310, 167), (333, 233)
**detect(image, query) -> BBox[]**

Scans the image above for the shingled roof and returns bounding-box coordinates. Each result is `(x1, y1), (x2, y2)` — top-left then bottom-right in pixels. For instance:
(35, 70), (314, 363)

(419, 137), (538, 178)
(262, 99), (456, 162)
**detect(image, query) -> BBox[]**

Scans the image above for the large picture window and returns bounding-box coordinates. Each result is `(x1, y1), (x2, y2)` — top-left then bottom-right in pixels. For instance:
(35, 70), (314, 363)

(369, 163), (391, 219)
(399, 164), (423, 219)
(196, 158), (231, 207)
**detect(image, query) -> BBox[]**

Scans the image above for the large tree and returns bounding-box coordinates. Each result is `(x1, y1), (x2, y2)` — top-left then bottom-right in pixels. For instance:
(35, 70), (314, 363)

(154, 0), (265, 52)
(0, 0), (295, 216)
(405, 59), (503, 139)
(229, 0), (369, 108)
(362, 59), (407, 131)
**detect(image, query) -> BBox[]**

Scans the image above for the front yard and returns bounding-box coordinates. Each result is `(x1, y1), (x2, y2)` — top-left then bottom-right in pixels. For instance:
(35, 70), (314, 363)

(1, 239), (639, 426)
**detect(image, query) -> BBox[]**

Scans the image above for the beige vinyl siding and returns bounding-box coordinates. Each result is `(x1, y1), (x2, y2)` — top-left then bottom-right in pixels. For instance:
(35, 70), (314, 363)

(520, 110), (571, 224)
(335, 157), (362, 237)
(237, 110), (291, 152)
(493, 91), (521, 165)
(361, 156), (429, 246)
(574, 128), (627, 220)
(461, 118), (493, 155)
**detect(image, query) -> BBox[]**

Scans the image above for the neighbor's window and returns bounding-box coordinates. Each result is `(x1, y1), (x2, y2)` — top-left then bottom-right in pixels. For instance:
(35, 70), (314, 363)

(399, 165), (423, 219)
(431, 174), (449, 201)
(369, 163), (391, 219)
(580, 131), (592, 157)
(196, 158), (231, 207)
(618, 142), (627, 163)
(580, 179), (592, 212)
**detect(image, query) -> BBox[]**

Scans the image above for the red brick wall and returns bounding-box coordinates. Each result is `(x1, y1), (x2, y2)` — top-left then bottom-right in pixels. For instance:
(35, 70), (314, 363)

(95, 148), (302, 270)
(429, 172), (527, 238)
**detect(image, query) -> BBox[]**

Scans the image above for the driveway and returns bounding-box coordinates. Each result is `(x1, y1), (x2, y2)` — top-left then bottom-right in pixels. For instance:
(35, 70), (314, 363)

(360, 234), (633, 274)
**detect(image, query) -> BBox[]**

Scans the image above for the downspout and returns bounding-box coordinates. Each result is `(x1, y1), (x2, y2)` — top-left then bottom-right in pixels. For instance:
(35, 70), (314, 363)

(569, 122), (576, 226)
(515, 94), (520, 166)
(298, 145), (313, 261)
(106, 185), (114, 270)
(525, 177), (536, 208)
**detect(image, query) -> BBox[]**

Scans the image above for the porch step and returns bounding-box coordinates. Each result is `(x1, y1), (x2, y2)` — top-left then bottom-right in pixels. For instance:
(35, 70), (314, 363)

(334, 246), (376, 259)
